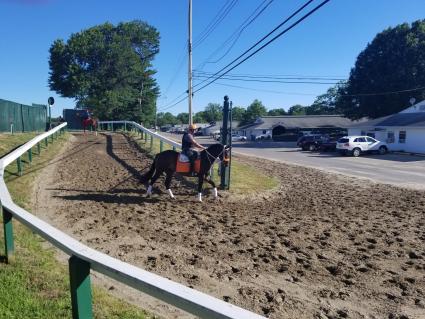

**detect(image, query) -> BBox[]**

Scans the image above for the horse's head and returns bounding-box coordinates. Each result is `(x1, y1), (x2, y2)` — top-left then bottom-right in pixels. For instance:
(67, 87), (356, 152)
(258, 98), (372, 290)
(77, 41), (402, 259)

(205, 143), (230, 166)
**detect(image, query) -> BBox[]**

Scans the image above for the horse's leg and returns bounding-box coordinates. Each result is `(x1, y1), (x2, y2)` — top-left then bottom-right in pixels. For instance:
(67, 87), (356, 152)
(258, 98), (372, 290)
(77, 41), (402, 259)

(164, 170), (175, 199)
(147, 170), (163, 196)
(197, 175), (204, 202)
(204, 173), (218, 199)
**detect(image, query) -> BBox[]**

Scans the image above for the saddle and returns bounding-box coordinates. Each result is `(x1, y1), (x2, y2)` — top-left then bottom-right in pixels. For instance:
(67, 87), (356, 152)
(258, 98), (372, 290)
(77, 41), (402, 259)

(176, 153), (201, 173)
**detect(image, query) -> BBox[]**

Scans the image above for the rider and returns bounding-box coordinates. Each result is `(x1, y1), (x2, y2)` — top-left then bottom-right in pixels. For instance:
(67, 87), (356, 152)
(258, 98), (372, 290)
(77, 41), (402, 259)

(182, 124), (206, 175)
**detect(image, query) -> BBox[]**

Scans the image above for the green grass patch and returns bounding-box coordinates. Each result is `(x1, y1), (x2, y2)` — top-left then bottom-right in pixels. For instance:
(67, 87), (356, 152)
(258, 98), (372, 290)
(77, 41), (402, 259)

(0, 131), (149, 318)
(127, 131), (279, 194)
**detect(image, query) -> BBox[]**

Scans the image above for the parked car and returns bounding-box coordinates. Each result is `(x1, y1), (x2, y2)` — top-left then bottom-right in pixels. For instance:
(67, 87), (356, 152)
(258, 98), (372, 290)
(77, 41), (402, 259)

(231, 134), (247, 142)
(255, 133), (272, 140)
(318, 138), (337, 152)
(297, 134), (325, 151)
(336, 136), (388, 157)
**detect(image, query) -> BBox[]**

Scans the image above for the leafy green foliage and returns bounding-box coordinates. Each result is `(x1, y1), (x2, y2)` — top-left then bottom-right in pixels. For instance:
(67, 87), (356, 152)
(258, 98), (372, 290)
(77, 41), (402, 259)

(240, 99), (267, 125)
(267, 108), (287, 116)
(337, 20), (425, 119)
(287, 104), (306, 115)
(48, 21), (160, 125)
(231, 106), (246, 121)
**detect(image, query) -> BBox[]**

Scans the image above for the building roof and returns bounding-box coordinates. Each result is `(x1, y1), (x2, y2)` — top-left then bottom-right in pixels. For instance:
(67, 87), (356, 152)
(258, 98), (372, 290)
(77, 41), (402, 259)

(238, 115), (360, 130)
(349, 112), (425, 128)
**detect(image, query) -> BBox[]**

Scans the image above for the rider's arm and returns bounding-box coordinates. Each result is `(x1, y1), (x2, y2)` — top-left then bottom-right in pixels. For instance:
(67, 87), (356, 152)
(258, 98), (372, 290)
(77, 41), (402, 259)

(188, 135), (206, 149)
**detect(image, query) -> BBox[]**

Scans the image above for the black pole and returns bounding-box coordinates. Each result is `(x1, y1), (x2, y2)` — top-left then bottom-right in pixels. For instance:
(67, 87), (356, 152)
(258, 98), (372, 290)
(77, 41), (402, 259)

(220, 96), (230, 189)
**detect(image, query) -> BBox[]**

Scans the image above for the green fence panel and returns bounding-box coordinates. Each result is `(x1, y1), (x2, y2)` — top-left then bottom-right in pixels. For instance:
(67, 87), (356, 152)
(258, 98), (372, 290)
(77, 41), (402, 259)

(0, 99), (47, 133)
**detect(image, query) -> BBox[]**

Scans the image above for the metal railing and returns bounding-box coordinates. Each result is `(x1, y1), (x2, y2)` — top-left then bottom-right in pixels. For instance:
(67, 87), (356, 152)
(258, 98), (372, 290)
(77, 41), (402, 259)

(0, 122), (265, 319)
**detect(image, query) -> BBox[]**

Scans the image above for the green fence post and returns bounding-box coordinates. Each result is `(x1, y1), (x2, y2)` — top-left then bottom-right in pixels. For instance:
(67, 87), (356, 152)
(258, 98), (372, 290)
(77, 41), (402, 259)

(1, 201), (15, 263)
(16, 157), (22, 176)
(144, 132), (147, 143)
(45, 137), (48, 147)
(160, 140), (163, 152)
(37, 142), (41, 155)
(28, 149), (32, 164)
(124, 122), (127, 132)
(150, 135), (153, 151)
(69, 256), (93, 319)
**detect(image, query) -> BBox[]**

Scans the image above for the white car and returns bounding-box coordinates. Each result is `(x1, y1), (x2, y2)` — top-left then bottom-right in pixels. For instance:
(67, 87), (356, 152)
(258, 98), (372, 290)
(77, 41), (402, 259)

(336, 136), (388, 157)
(255, 133), (272, 140)
(231, 134), (247, 142)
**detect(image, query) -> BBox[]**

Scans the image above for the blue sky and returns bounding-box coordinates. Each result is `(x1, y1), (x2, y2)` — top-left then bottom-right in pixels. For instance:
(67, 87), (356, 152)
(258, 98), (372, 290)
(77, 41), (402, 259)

(0, 0), (424, 117)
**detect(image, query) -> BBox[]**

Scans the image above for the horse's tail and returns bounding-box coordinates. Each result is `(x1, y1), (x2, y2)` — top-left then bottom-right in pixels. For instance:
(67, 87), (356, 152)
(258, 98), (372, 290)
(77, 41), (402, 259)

(140, 157), (156, 183)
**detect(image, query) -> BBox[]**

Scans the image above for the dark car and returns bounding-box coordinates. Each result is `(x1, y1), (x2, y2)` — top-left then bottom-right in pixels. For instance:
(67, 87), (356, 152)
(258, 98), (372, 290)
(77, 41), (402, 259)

(297, 134), (325, 151)
(318, 138), (337, 152)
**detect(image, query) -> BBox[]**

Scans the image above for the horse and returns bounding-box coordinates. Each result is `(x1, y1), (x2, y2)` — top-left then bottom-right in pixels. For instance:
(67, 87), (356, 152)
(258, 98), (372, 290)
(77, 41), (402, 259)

(82, 117), (98, 135)
(140, 143), (230, 202)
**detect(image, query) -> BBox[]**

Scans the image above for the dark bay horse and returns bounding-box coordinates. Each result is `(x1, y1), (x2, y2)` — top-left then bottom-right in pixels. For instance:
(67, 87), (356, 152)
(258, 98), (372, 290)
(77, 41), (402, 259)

(141, 143), (230, 201)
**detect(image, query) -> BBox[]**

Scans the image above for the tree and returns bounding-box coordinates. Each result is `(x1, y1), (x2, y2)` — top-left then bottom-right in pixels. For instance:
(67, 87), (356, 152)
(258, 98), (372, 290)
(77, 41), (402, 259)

(267, 108), (287, 116)
(231, 106), (246, 121)
(242, 99), (267, 124)
(193, 111), (206, 123)
(307, 84), (345, 115)
(156, 112), (178, 127)
(202, 103), (223, 123)
(176, 112), (189, 124)
(288, 104), (306, 115)
(48, 21), (160, 124)
(337, 20), (425, 119)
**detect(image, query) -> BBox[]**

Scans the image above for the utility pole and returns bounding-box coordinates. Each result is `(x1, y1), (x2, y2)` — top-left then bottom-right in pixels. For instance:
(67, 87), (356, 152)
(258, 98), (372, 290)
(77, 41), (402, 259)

(188, 0), (193, 125)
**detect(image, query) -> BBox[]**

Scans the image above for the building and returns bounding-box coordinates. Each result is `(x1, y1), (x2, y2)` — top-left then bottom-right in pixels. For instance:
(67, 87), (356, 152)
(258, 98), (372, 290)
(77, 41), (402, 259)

(201, 121), (240, 137)
(235, 115), (358, 141)
(347, 100), (425, 153)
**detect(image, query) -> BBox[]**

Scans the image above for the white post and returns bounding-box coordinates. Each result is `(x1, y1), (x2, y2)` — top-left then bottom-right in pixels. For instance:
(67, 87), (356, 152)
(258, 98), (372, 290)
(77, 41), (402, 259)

(188, 0), (193, 125)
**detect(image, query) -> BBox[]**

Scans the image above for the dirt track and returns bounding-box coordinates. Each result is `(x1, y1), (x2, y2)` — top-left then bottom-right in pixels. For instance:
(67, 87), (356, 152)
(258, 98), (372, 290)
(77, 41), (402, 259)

(32, 132), (425, 319)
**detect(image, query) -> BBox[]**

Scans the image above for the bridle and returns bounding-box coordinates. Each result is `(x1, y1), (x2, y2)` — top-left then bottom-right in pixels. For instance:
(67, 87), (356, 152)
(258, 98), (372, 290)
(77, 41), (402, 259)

(203, 144), (229, 166)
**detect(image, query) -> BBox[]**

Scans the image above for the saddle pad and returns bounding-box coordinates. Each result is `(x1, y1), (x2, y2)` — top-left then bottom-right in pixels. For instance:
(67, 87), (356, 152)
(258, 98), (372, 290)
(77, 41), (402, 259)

(176, 159), (201, 173)
(178, 153), (190, 162)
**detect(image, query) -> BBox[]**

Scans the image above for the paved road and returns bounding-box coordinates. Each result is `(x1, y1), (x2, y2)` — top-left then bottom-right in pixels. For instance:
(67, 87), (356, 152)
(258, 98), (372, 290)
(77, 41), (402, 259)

(161, 133), (425, 190)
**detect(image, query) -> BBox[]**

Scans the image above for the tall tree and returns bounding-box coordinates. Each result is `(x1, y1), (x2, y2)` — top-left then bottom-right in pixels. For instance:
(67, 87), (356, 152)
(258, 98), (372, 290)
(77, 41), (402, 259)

(176, 112), (189, 124)
(231, 106), (246, 121)
(288, 104), (306, 115)
(267, 108), (287, 116)
(307, 84), (345, 115)
(48, 21), (160, 124)
(202, 103), (223, 123)
(156, 112), (178, 127)
(242, 99), (267, 124)
(337, 20), (425, 119)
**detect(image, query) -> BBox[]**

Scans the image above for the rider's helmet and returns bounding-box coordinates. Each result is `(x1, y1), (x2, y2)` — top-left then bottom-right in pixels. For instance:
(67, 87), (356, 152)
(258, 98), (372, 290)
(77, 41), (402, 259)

(189, 124), (197, 131)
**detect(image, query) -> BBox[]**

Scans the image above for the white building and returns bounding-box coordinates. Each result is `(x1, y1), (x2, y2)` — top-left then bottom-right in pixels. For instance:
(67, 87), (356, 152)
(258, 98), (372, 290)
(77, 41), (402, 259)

(347, 100), (425, 153)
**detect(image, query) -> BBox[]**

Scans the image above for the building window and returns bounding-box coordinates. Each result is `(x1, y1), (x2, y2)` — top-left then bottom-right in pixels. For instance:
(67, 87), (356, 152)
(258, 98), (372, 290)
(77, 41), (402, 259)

(399, 131), (406, 143)
(262, 130), (267, 134)
(387, 132), (394, 143)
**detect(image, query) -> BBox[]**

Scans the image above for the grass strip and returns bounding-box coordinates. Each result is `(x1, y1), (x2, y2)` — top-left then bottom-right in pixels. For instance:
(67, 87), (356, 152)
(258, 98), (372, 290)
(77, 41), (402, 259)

(0, 132), (150, 319)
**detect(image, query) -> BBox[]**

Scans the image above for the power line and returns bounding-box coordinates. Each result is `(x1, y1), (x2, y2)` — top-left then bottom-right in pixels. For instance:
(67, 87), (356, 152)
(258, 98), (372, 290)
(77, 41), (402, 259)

(192, 0), (317, 91)
(193, 74), (338, 84)
(194, 70), (347, 78)
(342, 86), (425, 97)
(196, 0), (274, 70)
(211, 81), (320, 96)
(193, 71), (345, 81)
(193, 0), (239, 49)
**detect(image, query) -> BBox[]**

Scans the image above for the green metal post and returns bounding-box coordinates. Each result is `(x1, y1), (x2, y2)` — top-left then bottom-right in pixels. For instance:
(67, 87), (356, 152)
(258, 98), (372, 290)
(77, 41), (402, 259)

(124, 122), (127, 132)
(16, 157), (23, 176)
(160, 140), (163, 152)
(173, 146), (176, 151)
(145, 132), (148, 143)
(150, 135), (153, 150)
(28, 149), (32, 164)
(69, 256), (93, 319)
(37, 142), (41, 155)
(45, 137), (48, 147)
(1, 202), (15, 263)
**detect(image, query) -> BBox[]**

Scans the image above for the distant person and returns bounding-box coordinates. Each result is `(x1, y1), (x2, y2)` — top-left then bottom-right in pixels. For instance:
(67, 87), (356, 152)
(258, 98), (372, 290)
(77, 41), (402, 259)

(58, 115), (64, 123)
(181, 124), (206, 175)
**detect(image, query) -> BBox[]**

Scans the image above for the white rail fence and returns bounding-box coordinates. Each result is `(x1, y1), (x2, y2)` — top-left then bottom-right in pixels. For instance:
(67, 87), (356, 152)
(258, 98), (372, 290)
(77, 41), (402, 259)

(0, 123), (265, 319)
